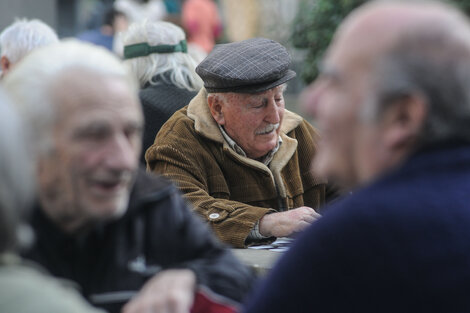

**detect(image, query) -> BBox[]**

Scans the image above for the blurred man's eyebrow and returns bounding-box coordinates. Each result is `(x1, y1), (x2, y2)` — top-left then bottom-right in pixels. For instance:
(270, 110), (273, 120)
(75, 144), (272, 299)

(318, 61), (342, 82)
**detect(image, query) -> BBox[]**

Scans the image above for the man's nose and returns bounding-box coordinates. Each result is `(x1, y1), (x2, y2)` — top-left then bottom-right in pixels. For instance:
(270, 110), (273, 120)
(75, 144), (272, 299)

(104, 133), (138, 171)
(266, 99), (281, 124)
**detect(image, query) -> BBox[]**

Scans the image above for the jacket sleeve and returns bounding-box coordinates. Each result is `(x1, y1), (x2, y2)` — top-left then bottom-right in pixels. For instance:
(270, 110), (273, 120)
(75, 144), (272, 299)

(146, 185), (255, 303)
(146, 116), (274, 248)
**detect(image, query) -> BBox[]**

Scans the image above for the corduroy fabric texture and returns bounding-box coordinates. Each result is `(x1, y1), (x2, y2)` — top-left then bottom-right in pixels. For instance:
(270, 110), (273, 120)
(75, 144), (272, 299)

(196, 38), (296, 93)
(145, 88), (328, 247)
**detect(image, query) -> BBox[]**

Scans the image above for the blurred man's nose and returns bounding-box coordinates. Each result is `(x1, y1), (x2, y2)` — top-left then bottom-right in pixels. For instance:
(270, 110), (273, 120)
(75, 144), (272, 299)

(104, 133), (138, 171)
(301, 81), (326, 119)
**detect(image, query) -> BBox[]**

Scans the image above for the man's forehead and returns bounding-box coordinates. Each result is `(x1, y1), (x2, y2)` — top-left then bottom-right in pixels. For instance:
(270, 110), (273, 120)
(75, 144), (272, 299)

(331, 1), (460, 57)
(55, 68), (123, 91)
(52, 69), (138, 111)
(323, 5), (419, 80)
(317, 61), (342, 82)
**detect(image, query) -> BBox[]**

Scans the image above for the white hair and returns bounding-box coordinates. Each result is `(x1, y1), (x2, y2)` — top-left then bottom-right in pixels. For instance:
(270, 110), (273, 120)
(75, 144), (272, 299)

(122, 20), (203, 91)
(3, 39), (139, 156)
(0, 18), (58, 64)
(0, 88), (35, 252)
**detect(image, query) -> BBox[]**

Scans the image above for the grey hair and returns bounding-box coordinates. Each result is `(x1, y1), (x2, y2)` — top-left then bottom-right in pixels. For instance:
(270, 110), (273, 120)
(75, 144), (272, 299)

(0, 88), (35, 253)
(365, 9), (470, 147)
(0, 18), (58, 64)
(122, 19), (203, 91)
(3, 39), (139, 157)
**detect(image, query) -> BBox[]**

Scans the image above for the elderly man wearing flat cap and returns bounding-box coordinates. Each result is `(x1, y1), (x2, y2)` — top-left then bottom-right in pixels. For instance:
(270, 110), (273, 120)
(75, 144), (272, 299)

(146, 38), (336, 248)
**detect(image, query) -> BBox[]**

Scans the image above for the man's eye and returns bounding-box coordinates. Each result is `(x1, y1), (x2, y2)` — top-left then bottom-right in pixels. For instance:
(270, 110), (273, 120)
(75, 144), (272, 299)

(124, 125), (143, 139)
(85, 130), (109, 141)
(74, 126), (111, 141)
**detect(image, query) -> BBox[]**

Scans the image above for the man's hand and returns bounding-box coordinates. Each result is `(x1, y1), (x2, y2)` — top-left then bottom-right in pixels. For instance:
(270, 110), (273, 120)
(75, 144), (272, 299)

(259, 207), (321, 238)
(122, 269), (196, 313)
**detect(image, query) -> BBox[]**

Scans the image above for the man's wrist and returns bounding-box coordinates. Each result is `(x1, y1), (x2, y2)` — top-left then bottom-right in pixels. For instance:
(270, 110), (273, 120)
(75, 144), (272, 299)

(248, 220), (271, 240)
(258, 214), (274, 237)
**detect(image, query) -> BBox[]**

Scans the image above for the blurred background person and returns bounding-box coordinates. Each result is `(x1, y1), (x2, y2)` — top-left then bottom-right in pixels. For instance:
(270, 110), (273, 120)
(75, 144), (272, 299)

(182, 0), (222, 62)
(219, 0), (258, 42)
(0, 88), (102, 313)
(113, 0), (168, 56)
(77, 6), (129, 52)
(115, 0), (167, 23)
(0, 18), (58, 79)
(122, 19), (203, 165)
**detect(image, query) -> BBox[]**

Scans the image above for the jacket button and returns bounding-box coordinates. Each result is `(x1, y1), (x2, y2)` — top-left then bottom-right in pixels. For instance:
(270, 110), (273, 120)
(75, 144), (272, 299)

(209, 213), (220, 220)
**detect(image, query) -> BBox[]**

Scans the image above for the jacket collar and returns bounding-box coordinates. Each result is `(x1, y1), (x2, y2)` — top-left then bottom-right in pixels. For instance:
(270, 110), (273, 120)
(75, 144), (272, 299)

(187, 88), (304, 144)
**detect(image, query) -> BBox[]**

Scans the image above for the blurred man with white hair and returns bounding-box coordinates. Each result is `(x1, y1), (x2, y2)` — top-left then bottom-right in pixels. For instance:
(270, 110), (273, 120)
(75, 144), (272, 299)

(3, 40), (253, 313)
(122, 20), (203, 164)
(0, 88), (103, 313)
(0, 18), (58, 78)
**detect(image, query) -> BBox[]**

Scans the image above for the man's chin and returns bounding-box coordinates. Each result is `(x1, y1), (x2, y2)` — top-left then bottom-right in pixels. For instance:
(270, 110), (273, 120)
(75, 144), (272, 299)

(92, 194), (130, 221)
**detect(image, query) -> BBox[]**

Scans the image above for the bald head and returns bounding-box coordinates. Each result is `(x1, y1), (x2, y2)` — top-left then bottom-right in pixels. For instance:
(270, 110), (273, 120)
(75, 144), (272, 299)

(305, 0), (470, 188)
(341, 1), (467, 46)
(326, 0), (470, 79)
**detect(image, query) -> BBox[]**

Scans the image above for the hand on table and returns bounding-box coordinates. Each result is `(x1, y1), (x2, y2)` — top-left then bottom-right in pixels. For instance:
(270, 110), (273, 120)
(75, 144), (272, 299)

(259, 206), (321, 238)
(122, 269), (196, 313)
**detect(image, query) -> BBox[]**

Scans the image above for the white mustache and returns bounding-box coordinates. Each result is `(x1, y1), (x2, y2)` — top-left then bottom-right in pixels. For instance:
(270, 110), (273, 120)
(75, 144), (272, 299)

(256, 123), (279, 135)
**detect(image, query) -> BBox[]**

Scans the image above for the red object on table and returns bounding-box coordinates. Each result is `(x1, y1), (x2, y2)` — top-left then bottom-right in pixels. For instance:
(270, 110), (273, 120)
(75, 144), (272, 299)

(191, 286), (239, 313)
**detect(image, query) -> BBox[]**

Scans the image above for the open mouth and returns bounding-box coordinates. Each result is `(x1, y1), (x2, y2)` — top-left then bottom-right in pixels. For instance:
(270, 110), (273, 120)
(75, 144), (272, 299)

(90, 180), (127, 197)
(89, 173), (132, 197)
(96, 180), (123, 190)
(256, 123), (279, 135)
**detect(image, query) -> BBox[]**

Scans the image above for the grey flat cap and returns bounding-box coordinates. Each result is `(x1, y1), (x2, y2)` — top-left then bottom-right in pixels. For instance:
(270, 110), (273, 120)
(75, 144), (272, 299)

(196, 38), (296, 93)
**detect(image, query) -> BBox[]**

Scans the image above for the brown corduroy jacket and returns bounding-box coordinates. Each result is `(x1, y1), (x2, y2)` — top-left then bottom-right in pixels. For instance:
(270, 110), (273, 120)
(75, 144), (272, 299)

(146, 88), (328, 247)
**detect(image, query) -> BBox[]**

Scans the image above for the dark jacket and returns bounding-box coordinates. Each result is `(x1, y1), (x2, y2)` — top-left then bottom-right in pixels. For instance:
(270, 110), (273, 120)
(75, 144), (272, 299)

(146, 88), (333, 247)
(140, 76), (197, 164)
(243, 143), (470, 313)
(23, 170), (254, 313)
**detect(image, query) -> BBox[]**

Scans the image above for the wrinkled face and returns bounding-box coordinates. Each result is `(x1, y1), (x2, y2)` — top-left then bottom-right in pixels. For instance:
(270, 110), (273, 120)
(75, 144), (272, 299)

(303, 30), (386, 189)
(38, 71), (143, 232)
(218, 85), (285, 159)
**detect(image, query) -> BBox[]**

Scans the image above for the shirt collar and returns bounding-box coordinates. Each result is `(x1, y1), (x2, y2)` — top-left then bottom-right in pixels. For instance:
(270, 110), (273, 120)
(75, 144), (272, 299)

(217, 124), (282, 166)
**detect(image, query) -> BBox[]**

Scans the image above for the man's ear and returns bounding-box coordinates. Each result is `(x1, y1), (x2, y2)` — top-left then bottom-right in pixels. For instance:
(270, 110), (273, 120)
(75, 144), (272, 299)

(208, 94), (225, 125)
(381, 93), (427, 152)
(0, 56), (11, 74)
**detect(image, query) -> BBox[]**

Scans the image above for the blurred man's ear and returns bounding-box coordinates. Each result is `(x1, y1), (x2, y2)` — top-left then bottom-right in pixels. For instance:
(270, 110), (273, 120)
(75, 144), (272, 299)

(0, 56), (11, 75)
(381, 93), (427, 153)
(208, 94), (225, 125)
